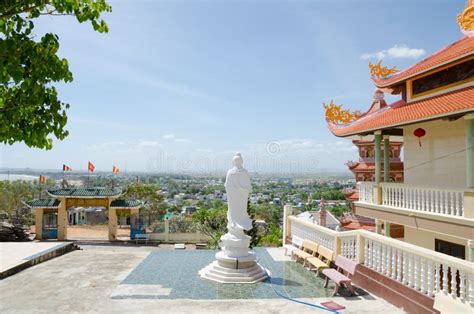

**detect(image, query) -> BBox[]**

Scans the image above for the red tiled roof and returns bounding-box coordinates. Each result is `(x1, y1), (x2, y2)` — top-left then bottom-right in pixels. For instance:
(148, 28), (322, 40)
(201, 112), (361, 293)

(347, 162), (404, 172)
(344, 191), (359, 201)
(373, 36), (474, 88)
(340, 214), (375, 231)
(328, 87), (474, 137)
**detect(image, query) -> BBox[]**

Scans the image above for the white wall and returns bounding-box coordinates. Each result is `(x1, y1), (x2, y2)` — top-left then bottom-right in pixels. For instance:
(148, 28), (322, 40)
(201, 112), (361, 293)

(404, 226), (469, 260)
(403, 119), (467, 189)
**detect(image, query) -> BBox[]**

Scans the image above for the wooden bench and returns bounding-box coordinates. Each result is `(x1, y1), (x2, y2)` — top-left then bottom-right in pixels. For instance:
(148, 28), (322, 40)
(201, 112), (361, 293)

(292, 240), (318, 262)
(134, 233), (150, 244)
(322, 255), (358, 296)
(283, 235), (303, 256)
(305, 245), (334, 274)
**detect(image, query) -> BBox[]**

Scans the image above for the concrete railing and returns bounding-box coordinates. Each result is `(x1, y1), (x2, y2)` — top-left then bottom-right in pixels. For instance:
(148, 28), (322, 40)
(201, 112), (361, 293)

(286, 215), (474, 306)
(362, 230), (474, 303)
(380, 183), (465, 217)
(288, 215), (339, 251)
(359, 182), (377, 204)
(149, 220), (210, 243)
(358, 182), (471, 219)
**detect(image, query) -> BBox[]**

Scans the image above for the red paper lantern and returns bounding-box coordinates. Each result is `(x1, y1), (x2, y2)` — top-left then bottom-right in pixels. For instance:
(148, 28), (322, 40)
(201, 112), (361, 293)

(414, 128), (426, 147)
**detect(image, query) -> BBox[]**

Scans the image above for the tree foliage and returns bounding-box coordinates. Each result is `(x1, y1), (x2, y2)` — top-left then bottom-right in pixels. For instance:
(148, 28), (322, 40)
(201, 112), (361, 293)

(192, 206), (227, 249)
(312, 189), (345, 201)
(123, 184), (165, 222)
(327, 204), (352, 218)
(245, 200), (260, 248)
(258, 223), (282, 247)
(0, 1), (111, 149)
(0, 179), (54, 225)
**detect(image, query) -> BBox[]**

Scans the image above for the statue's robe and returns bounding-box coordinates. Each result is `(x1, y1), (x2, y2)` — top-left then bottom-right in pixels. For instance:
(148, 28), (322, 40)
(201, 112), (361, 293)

(225, 167), (252, 232)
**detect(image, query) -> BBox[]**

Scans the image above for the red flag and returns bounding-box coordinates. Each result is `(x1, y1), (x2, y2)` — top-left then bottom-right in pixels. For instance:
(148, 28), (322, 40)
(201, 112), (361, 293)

(39, 175), (46, 183)
(63, 164), (72, 171)
(88, 161), (95, 173)
(112, 165), (120, 176)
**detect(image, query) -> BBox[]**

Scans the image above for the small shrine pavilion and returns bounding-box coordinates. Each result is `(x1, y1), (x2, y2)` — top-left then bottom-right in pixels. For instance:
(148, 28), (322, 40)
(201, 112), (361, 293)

(26, 188), (142, 241)
(346, 139), (404, 183)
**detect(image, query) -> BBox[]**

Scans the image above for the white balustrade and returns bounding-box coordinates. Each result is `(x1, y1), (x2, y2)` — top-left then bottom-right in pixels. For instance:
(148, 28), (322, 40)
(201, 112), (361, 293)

(361, 230), (474, 304)
(340, 235), (358, 261)
(287, 215), (474, 305)
(288, 216), (336, 251)
(380, 183), (465, 217)
(358, 182), (377, 204)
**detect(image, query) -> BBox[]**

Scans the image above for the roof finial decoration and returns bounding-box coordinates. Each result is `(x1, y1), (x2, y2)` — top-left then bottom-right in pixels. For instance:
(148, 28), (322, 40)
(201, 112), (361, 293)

(457, 0), (474, 35)
(323, 100), (362, 125)
(368, 60), (398, 79)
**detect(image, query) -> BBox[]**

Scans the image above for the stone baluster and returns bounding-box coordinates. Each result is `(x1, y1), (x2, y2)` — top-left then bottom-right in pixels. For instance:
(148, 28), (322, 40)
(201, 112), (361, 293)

(352, 238), (356, 260)
(420, 258), (426, 294)
(441, 190), (445, 214)
(381, 244), (386, 275)
(408, 254), (414, 287)
(430, 190), (435, 213)
(402, 251), (408, 285)
(385, 246), (391, 277)
(391, 248), (397, 280)
(451, 267), (457, 298)
(468, 274), (474, 306)
(396, 249), (402, 282)
(459, 271), (466, 302)
(376, 242), (382, 273)
(442, 264), (449, 293)
(435, 190), (439, 213)
(434, 263), (441, 294)
(390, 187), (394, 207)
(427, 260), (434, 296)
(365, 239), (370, 268)
(398, 187), (402, 207)
(453, 192), (459, 216)
(414, 256), (419, 290)
(413, 189), (417, 209)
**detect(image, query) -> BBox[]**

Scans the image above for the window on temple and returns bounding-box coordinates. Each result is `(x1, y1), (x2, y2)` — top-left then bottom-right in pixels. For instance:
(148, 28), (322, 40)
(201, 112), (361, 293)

(435, 239), (465, 260)
(412, 59), (474, 97)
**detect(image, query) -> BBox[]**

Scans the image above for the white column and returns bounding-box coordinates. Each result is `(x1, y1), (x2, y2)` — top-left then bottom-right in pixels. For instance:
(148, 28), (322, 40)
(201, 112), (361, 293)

(374, 131), (382, 184)
(383, 134), (390, 182)
(282, 204), (293, 245)
(466, 114), (474, 189)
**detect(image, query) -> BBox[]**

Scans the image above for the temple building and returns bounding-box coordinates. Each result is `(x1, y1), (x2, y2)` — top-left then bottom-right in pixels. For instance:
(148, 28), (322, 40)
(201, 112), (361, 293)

(342, 138), (404, 237)
(346, 140), (404, 183)
(326, 30), (473, 263)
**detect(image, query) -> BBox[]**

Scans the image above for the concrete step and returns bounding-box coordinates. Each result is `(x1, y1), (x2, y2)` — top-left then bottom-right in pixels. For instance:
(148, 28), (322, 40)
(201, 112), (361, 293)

(209, 266), (264, 278)
(200, 262), (268, 284)
(202, 270), (268, 283)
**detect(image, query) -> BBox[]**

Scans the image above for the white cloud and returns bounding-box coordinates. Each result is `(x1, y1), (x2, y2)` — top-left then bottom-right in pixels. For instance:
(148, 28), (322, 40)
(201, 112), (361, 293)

(361, 44), (425, 60)
(136, 140), (160, 148)
(196, 148), (213, 153)
(161, 133), (191, 144)
(174, 138), (191, 143)
(162, 134), (175, 140)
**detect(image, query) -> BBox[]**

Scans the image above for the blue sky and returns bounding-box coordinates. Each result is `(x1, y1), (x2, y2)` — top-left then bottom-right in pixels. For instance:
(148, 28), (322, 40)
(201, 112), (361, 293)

(0, 0), (466, 174)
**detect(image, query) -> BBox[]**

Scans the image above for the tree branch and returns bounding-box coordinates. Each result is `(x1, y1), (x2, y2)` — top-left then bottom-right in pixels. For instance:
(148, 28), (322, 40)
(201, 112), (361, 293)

(0, 1), (51, 19)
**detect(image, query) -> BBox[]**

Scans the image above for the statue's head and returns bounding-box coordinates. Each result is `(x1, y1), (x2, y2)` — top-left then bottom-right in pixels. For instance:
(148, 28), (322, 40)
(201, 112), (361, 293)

(233, 152), (243, 169)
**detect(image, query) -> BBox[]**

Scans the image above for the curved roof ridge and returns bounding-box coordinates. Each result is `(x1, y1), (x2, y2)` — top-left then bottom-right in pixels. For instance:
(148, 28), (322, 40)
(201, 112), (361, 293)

(373, 35), (473, 87)
(328, 86), (474, 137)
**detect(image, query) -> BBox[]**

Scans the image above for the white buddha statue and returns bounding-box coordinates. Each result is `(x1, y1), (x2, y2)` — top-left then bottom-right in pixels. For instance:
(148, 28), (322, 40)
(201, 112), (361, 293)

(225, 153), (252, 236)
(199, 153), (268, 282)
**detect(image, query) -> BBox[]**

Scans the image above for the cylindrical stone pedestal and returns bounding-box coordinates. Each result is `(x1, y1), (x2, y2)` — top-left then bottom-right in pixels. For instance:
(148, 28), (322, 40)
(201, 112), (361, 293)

(199, 232), (268, 283)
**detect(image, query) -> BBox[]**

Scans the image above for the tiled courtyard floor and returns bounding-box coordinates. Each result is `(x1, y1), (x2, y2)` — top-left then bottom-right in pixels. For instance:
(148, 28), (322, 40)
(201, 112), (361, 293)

(118, 248), (334, 300)
(0, 244), (405, 313)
